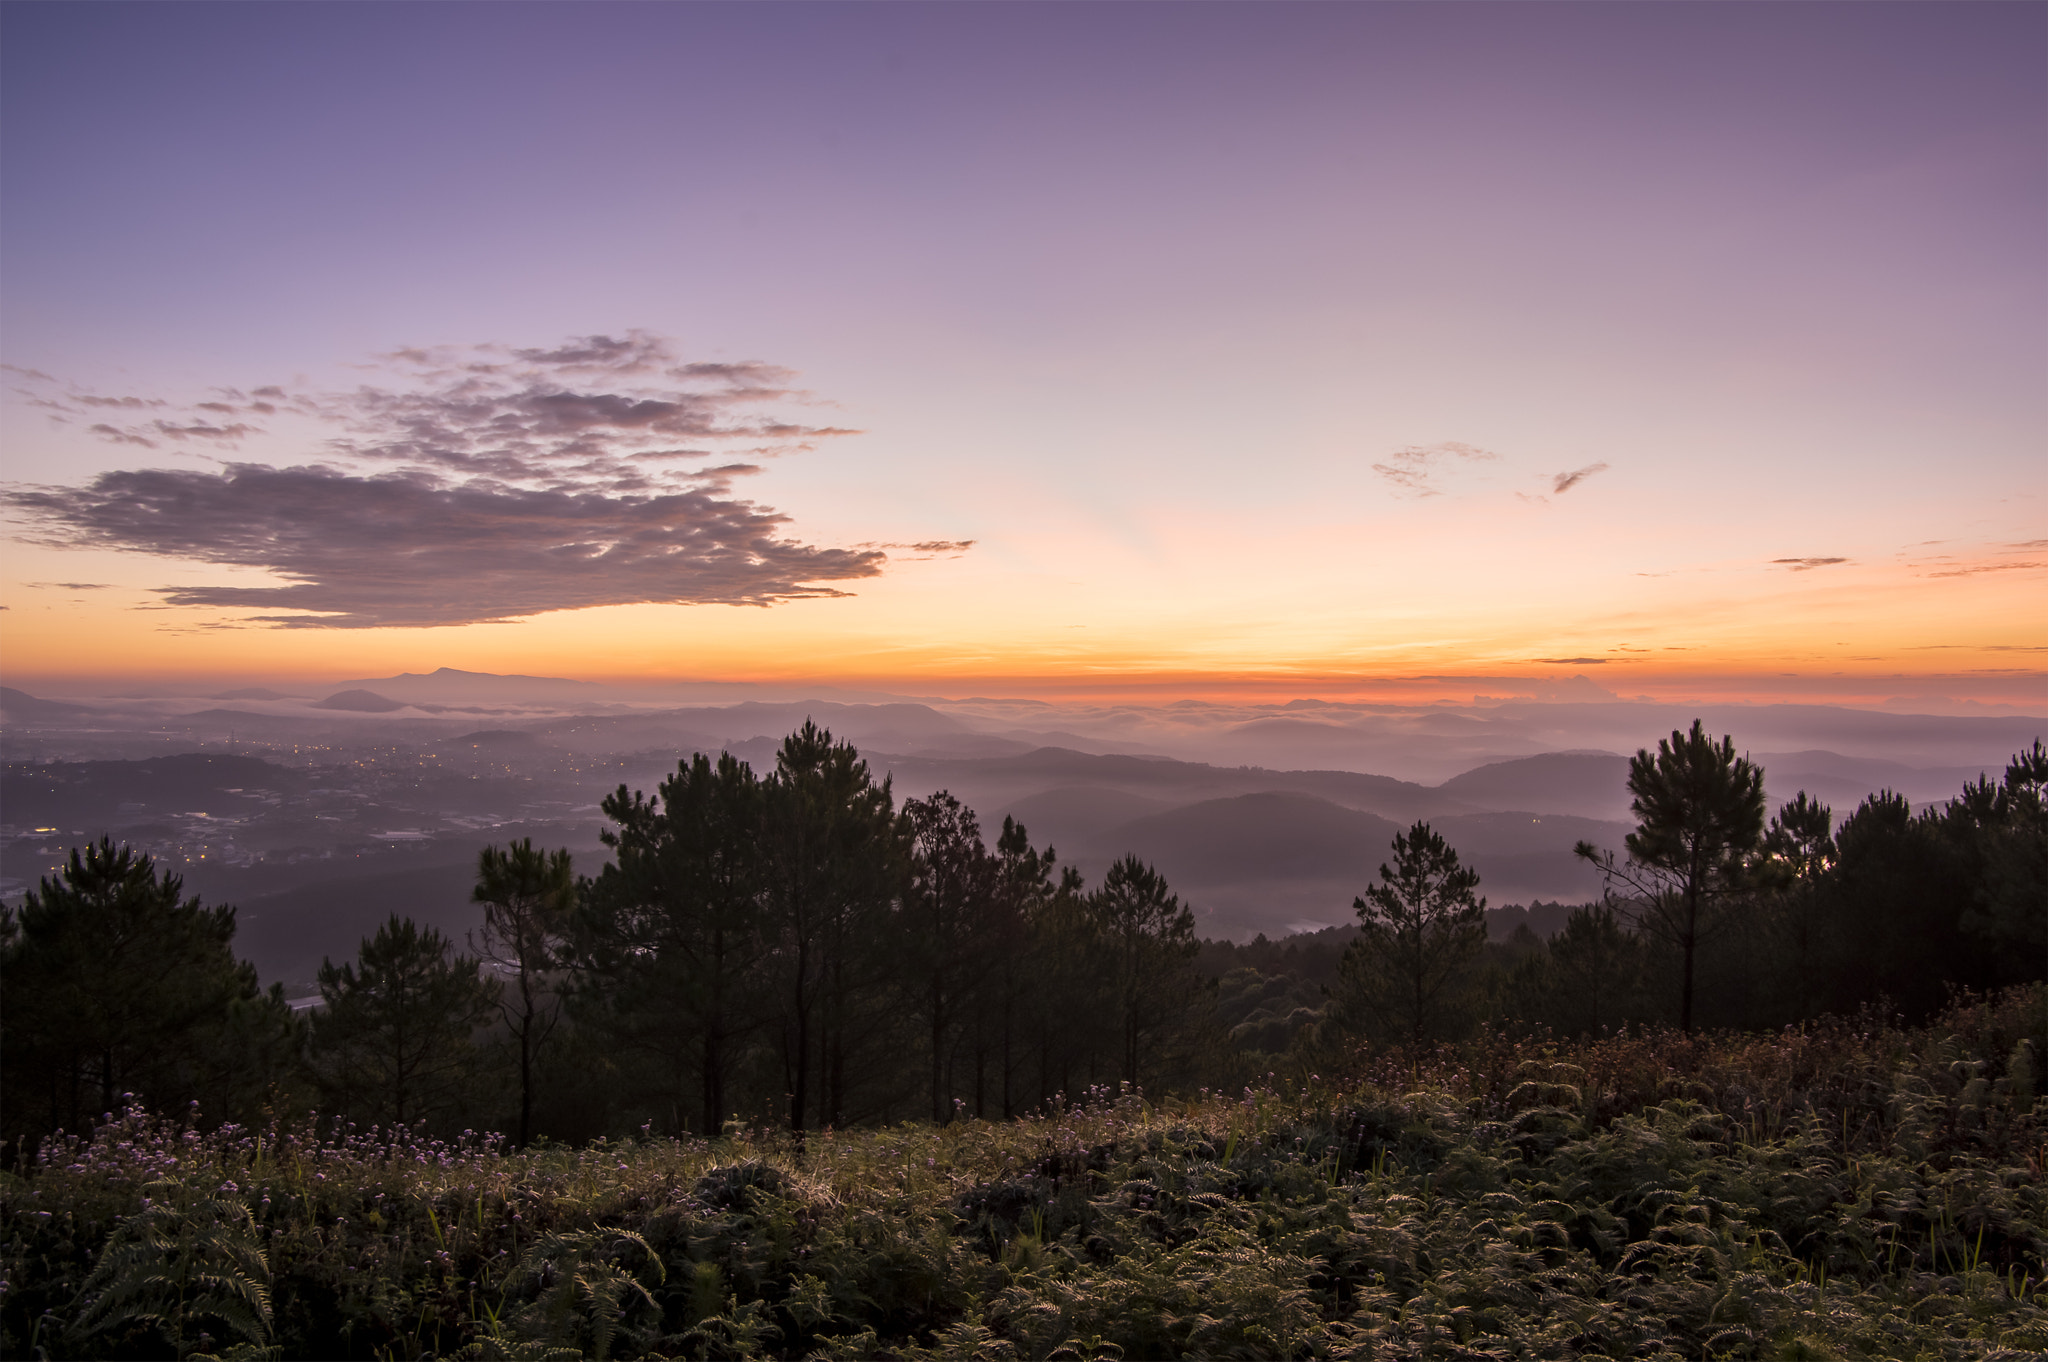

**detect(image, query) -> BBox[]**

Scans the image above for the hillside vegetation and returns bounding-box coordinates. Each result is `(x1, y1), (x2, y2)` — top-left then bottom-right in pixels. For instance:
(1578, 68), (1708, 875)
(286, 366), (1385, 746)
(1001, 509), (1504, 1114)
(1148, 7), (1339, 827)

(3, 723), (2042, 1357)
(3, 985), (2042, 1360)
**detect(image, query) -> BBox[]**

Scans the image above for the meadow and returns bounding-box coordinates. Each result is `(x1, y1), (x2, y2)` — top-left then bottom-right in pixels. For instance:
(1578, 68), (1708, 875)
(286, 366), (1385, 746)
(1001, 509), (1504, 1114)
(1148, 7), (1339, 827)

(3, 984), (2041, 1361)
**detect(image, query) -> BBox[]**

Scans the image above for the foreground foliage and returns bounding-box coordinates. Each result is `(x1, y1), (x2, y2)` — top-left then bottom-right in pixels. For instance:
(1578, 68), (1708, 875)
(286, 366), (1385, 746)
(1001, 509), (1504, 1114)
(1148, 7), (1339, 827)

(4, 986), (2041, 1360)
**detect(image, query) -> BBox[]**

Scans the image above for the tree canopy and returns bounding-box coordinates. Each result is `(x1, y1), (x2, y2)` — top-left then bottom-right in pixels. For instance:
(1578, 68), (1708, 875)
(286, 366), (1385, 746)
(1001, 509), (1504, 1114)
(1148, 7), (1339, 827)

(1, 840), (294, 1148)
(1335, 821), (1487, 1045)
(1576, 720), (1766, 1032)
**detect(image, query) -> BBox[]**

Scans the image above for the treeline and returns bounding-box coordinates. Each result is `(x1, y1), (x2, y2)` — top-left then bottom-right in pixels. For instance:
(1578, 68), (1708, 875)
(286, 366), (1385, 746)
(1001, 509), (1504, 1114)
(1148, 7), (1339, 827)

(3, 721), (2041, 1156)
(2, 724), (1219, 1152)
(1294, 725), (2048, 1054)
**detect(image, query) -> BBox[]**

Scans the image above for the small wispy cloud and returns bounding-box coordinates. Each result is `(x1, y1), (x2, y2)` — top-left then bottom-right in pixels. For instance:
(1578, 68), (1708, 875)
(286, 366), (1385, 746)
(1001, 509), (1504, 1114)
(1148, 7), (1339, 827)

(1926, 560), (2042, 578)
(1772, 557), (1849, 571)
(86, 423), (163, 448)
(1549, 462), (1609, 495)
(1905, 643), (2048, 652)
(74, 394), (167, 410)
(1535, 657), (1608, 664)
(859, 539), (977, 558)
(1371, 442), (1499, 497)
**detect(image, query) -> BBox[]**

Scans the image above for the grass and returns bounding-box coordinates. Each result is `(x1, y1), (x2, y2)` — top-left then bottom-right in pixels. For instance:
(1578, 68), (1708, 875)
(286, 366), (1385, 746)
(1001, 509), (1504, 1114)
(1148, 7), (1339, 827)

(4, 985), (2042, 1360)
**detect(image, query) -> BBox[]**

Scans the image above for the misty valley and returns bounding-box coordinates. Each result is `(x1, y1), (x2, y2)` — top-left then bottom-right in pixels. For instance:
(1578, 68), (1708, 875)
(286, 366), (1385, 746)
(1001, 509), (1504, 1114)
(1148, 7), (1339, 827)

(2, 679), (2042, 1359)
(1, 678), (2028, 991)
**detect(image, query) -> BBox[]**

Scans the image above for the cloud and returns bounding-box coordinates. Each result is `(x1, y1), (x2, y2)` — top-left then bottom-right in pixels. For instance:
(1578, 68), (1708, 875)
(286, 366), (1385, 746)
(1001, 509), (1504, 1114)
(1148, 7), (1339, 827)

(20, 332), (853, 483)
(1370, 441), (1499, 497)
(1925, 560), (2042, 578)
(9, 464), (887, 628)
(1772, 557), (1849, 571)
(149, 420), (260, 442)
(859, 539), (977, 558)
(1534, 657), (1608, 664)
(314, 339), (859, 486)
(1906, 643), (2048, 652)
(1549, 462), (1609, 494)
(29, 581), (112, 590)
(87, 423), (162, 448)
(74, 394), (167, 410)
(3, 333), (952, 629)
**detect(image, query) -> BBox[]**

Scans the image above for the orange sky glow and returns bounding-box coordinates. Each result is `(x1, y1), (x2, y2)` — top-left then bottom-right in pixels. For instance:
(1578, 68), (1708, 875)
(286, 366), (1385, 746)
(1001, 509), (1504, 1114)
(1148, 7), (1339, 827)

(2, 6), (2041, 716)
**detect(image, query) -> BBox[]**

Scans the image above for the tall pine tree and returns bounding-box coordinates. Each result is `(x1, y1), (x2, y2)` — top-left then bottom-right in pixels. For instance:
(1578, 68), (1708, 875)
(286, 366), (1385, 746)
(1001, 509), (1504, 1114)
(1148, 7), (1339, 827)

(1334, 822), (1486, 1045)
(1, 840), (294, 1146)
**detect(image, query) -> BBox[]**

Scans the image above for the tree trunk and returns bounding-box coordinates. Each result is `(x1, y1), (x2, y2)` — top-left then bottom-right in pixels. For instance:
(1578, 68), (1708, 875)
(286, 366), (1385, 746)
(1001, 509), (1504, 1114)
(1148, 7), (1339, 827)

(930, 986), (947, 1124)
(1679, 880), (1699, 1034)
(789, 946), (811, 1133)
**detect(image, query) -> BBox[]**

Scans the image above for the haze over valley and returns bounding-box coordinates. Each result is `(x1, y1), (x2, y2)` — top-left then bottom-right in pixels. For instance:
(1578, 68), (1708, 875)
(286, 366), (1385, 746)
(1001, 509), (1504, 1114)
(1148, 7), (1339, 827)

(5, 669), (2033, 989)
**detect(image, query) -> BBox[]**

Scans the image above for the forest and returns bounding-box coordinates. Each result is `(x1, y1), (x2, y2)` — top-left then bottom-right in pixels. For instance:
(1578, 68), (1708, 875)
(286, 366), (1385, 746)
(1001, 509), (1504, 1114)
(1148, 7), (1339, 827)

(1, 721), (2043, 1358)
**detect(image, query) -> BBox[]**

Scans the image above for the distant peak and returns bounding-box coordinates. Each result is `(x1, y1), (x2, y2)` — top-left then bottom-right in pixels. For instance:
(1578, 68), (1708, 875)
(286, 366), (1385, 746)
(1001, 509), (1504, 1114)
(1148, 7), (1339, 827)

(314, 689), (409, 713)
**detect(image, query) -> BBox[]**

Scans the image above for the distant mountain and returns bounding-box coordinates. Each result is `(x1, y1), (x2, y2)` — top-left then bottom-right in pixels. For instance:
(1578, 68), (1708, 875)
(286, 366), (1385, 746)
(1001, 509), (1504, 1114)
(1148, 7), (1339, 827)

(1437, 752), (1630, 819)
(1056, 790), (1619, 907)
(1434, 745), (2006, 825)
(313, 689), (410, 713)
(997, 786), (1175, 858)
(1182, 710), (1535, 782)
(0, 686), (93, 719)
(538, 700), (984, 759)
(1754, 749), (1998, 809)
(181, 708), (310, 726)
(1432, 811), (1624, 906)
(324, 668), (602, 702)
(1093, 792), (1400, 885)
(1478, 701), (2043, 770)
(969, 747), (1455, 819)
(212, 688), (302, 701)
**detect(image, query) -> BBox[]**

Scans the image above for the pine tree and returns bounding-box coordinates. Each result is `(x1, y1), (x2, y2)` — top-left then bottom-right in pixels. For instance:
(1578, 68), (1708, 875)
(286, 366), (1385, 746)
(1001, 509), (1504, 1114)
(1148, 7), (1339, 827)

(310, 916), (498, 1129)
(1334, 822), (1486, 1045)
(1575, 720), (1765, 1032)
(0, 839), (291, 1145)
(1539, 903), (1646, 1036)
(977, 815), (1052, 1117)
(472, 839), (574, 1145)
(758, 723), (905, 1132)
(1087, 856), (1203, 1090)
(900, 792), (1002, 1123)
(1759, 792), (1834, 1018)
(573, 751), (769, 1136)
(1956, 742), (2048, 982)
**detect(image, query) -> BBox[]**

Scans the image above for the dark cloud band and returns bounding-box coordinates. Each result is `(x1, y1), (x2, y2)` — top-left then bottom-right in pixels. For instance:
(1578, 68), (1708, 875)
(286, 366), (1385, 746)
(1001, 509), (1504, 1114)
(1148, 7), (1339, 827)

(10, 464), (886, 628)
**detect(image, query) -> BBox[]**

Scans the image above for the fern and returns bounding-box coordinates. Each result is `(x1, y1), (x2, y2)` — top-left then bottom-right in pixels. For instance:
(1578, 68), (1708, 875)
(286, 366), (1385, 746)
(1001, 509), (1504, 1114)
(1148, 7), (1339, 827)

(501, 1226), (665, 1362)
(68, 1179), (271, 1360)
(452, 1338), (586, 1362)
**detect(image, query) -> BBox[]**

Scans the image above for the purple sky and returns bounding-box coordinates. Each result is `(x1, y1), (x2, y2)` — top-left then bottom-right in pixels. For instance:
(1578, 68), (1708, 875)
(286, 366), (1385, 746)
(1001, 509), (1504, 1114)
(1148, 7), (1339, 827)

(3, 3), (2042, 701)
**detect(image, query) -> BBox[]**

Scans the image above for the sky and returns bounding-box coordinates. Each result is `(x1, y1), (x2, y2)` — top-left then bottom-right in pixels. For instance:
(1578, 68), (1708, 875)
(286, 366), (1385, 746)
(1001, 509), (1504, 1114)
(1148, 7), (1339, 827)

(2, 2), (2042, 709)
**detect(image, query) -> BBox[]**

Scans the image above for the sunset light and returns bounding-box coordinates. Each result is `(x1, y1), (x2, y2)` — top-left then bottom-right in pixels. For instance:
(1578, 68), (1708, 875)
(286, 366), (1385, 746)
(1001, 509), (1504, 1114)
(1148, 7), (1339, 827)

(1, 4), (2039, 711)
(2, 11), (2043, 1356)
